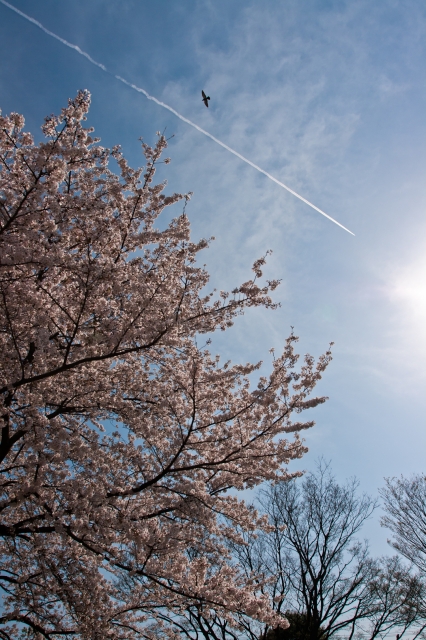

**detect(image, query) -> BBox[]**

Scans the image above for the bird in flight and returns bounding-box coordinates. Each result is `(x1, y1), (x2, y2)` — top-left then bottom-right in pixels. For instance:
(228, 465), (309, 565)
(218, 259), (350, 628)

(201, 90), (210, 107)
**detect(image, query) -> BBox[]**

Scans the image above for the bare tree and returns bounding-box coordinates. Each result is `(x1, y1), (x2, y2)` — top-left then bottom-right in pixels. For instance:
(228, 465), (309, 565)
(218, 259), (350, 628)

(252, 461), (377, 640)
(380, 474), (426, 574)
(357, 555), (426, 640)
(249, 464), (426, 640)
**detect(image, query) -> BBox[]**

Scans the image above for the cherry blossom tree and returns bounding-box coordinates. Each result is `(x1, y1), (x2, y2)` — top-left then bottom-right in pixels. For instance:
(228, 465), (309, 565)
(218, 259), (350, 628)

(0, 91), (332, 638)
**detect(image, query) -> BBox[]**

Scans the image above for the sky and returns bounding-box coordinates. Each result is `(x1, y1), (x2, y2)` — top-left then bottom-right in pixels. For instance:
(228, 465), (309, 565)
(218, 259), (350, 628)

(0, 0), (425, 557)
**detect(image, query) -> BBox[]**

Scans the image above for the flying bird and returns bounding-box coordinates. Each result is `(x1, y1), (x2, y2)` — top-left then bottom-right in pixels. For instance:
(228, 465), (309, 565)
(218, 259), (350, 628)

(201, 90), (210, 107)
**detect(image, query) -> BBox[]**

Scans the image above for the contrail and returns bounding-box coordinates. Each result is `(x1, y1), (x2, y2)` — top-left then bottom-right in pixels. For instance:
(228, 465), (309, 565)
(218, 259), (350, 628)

(0, 0), (354, 236)
(0, 0), (107, 71)
(116, 76), (354, 235)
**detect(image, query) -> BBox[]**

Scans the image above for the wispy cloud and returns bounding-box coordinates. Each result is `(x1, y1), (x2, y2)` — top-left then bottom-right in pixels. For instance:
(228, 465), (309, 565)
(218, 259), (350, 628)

(0, 0), (354, 236)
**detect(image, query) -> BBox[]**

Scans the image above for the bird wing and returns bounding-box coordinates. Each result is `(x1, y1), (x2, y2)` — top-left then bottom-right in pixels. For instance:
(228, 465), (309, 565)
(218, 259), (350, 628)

(202, 90), (207, 99)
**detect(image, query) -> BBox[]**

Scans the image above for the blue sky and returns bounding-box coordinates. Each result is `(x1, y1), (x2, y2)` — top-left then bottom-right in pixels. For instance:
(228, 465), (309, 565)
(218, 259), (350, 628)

(1, 0), (425, 556)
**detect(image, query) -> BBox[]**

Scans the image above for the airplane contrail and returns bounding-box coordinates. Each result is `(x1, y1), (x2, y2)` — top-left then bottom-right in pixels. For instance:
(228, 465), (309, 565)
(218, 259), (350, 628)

(0, 0), (354, 236)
